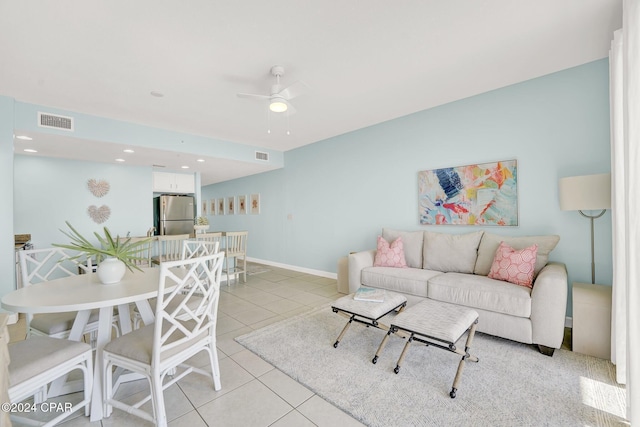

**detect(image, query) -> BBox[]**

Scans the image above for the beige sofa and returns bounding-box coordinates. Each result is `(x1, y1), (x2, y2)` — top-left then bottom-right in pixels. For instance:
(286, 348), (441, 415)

(348, 229), (568, 356)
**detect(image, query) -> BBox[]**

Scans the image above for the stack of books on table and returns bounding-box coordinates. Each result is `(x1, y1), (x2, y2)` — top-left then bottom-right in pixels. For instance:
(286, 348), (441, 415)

(354, 287), (385, 303)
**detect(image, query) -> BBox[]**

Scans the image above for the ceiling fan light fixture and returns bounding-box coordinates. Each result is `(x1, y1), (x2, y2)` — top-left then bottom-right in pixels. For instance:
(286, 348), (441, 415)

(269, 99), (288, 113)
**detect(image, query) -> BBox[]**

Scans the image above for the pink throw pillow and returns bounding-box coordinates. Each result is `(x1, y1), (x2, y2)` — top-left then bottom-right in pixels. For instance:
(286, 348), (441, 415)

(373, 236), (408, 268)
(488, 241), (538, 288)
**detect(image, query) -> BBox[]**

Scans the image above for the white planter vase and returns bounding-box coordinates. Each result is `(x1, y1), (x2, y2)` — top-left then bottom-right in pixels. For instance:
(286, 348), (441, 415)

(194, 225), (209, 233)
(97, 257), (126, 284)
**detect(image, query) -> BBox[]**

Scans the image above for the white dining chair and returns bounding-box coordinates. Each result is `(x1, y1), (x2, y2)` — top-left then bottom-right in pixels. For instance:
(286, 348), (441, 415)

(19, 248), (104, 342)
(152, 234), (190, 265)
(224, 231), (248, 285)
(196, 232), (223, 248)
(8, 336), (93, 427)
(183, 239), (219, 260)
(117, 236), (153, 267)
(103, 252), (224, 427)
(133, 240), (221, 329)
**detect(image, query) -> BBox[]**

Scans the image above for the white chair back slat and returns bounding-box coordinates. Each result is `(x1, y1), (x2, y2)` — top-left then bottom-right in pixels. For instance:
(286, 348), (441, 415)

(223, 231), (248, 285)
(157, 234), (190, 263)
(118, 237), (152, 267)
(19, 247), (92, 287)
(196, 232), (223, 247)
(182, 240), (220, 260)
(225, 231), (248, 256)
(153, 252), (224, 365)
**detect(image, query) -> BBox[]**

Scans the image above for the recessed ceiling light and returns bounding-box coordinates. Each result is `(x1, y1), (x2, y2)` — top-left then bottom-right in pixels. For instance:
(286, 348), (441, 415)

(197, 159), (205, 163)
(23, 148), (37, 153)
(123, 149), (134, 153)
(16, 135), (33, 141)
(181, 165), (190, 169)
(115, 158), (125, 162)
(150, 91), (164, 98)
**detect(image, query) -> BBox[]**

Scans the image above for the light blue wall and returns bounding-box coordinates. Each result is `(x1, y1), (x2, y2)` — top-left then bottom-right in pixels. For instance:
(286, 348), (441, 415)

(14, 156), (153, 251)
(203, 59), (613, 315)
(0, 97), (15, 309)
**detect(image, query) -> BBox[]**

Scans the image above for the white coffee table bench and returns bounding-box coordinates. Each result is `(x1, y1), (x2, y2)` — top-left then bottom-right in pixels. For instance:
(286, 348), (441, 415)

(331, 291), (407, 349)
(373, 298), (479, 398)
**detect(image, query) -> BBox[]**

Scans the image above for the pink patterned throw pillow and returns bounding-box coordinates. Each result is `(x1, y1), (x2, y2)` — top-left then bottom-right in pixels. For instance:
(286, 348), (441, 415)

(373, 236), (408, 268)
(488, 241), (539, 288)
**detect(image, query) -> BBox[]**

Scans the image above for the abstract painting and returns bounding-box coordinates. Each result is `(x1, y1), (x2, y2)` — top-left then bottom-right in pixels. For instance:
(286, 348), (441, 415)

(418, 160), (518, 226)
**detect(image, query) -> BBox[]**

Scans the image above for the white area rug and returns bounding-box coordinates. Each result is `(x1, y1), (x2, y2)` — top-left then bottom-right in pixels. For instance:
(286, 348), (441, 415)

(236, 305), (627, 427)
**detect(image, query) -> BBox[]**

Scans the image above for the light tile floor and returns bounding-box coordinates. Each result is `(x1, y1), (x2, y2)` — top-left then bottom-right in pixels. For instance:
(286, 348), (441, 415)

(8, 264), (365, 427)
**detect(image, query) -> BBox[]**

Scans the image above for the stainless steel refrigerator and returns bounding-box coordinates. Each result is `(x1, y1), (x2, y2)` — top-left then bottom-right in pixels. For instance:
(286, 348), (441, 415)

(153, 195), (195, 235)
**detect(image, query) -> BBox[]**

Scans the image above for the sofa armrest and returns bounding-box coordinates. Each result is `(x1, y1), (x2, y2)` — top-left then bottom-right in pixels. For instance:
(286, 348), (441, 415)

(348, 250), (376, 293)
(530, 262), (568, 349)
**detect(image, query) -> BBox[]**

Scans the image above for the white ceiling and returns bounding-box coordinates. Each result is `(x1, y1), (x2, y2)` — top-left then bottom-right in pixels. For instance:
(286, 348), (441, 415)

(0, 1), (622, 185)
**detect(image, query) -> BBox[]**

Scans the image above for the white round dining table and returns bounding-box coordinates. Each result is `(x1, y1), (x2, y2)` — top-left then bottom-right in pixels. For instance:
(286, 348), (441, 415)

(1, 267), (175, 422)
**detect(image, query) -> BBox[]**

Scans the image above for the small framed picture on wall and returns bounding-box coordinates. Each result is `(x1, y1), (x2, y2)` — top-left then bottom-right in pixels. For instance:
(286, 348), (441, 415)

(202, 200), (208, 216)
(238, 195), (247, 214)
(210, 199), (216, 215)
(217, 198), (225, 215)
(227, 196), (236, 215)
(250, 193), (260, 214)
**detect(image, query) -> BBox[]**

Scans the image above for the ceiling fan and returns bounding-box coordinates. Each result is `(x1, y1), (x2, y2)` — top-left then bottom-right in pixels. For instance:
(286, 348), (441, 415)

(237, 65), (308, 114)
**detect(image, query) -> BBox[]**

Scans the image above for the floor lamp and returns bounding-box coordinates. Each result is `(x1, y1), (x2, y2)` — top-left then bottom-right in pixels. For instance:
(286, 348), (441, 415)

(559, 173), (611, 284)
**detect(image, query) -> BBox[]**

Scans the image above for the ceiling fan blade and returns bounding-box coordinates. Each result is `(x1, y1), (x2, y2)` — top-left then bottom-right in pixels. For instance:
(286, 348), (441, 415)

(283, 101), (297, 116)
(277, 81), (309, 100)
(237, 92), (270, 100)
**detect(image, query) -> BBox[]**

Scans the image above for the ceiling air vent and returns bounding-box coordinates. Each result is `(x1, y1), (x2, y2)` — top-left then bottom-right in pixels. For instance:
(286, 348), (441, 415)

(38, 112), (74, 131)
(255, 151), (269, 161)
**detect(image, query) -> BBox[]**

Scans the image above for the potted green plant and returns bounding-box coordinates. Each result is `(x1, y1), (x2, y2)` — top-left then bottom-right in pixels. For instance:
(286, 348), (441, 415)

(194, 216), (210, 233)
(53, 221), (152, 284)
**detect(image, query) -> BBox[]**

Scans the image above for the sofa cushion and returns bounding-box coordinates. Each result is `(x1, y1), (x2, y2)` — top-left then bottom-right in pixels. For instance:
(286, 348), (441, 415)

(373, 236), (408, 268)
(423, 231), (483, 273)
(488, 242), (538, 287)
(382, 229), (424, 268)
(474, 233), (560, 276)
(428, 272), (532, 318)
(361, 267), (442, 298)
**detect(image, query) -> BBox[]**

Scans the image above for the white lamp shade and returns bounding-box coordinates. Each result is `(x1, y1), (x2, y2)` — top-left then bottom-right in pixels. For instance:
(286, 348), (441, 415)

(559, 173), (611, 211)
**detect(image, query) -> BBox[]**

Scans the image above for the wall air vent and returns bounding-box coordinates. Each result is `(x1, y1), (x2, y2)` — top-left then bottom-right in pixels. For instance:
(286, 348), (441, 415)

(38, 112), (74, 131)
(255, 151), (269, 161)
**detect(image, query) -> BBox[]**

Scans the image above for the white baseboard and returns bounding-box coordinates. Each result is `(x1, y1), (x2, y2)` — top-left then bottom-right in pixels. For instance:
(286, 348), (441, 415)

(246, 257), (337, 280)
(566, 316), (573, 328)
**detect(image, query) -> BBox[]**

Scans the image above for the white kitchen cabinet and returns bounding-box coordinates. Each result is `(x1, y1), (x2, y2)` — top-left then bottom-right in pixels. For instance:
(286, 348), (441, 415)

(152, 172), (195, 194)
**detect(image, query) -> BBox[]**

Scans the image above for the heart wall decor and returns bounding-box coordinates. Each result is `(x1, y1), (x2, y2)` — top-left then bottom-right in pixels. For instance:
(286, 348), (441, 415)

(88, 205), (111, 224)
(87, 179), (110, 198)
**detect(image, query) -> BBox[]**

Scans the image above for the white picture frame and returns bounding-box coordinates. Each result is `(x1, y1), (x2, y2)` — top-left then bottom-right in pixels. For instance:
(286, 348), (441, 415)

(227, 196), (236, 215)
(250, 193), (260, 214)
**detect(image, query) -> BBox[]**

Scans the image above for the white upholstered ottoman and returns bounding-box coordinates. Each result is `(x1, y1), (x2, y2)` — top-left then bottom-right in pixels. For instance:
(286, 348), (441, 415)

(373, 298), (479, 398)
(331, 291), (407, 349)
